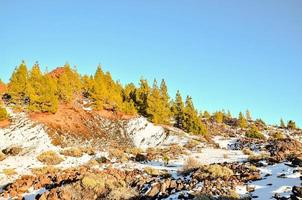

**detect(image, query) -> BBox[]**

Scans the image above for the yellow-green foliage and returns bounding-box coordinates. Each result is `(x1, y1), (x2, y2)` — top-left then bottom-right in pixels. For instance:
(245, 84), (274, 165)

(242, 148), (253, 155)
(57, 63), (82, 102)
(182, 96), (207, 135)
(0, 107), (8, 121)
(147, 79), (172, 125)
(37, 151), (64, 165)
(8, 61), (29, 104)
(2, 168), (17, 176)
(238, 112), (248, 128)
(203, 164), (234, 179)
(246, 125), (265, 139)
(82, 173), (105, 191)
(172, 90), (185, 129)
(271, 132), (285, 140)
(31, 166), (59, 175)
(248, 152), (270, 162)
(214, 111), (224, 123)
(60, 147), (83, 157)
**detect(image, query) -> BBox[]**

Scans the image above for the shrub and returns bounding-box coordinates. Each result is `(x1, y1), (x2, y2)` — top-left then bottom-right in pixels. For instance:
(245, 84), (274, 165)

(0, 107), (8, 121)
(245, 125), (265, 139)
(242, 148), (253, 155)
(81, 173), (105, 192)
(2, 168), (17, 176)
(182, 157), (202, 174)
(37, 151), (64, 165)
(248, 153), (270, 162)
(271, 132), (285, 140)
(107, 187), (138, 200)
(31, 166), (59, 175)
(60, 147), (83, 157)
(206, 164), (234, 178)
(144, 167), (161, 176)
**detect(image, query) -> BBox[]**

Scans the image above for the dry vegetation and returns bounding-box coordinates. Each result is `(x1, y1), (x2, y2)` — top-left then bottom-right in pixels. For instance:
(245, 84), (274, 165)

(37, 151), (64, 165)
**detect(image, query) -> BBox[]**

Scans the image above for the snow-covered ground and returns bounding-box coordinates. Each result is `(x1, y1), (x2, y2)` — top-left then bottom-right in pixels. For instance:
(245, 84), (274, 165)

(0, 108), (95, 189)
(237, 162), (301, 199)
(126, 117), (166, 149)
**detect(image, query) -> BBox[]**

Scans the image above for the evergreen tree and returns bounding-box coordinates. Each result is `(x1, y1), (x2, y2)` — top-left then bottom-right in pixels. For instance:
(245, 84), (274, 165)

(227, 110), (232, 119)
(159, 79), (172, 124)
(91, 65), (107, 110)
(8, 61), (30, 104)
(214, 111), (224, 123)
(135, 78), (150, 116)
(40, 75), (58, 113)
(147, 80), (162, 123)
(81, 75), (94, 98)
(238, 112), (248, 128)
(287, 120), (296, 129)
(183, 96), (207, 134)
(203, 111), (211, 120)
(172, 90), (185, 129)
(121, 83), (138, 115)
(56, 63), (81, 102)
(280, 118), (285, 128)
(246, 110), (252, 121)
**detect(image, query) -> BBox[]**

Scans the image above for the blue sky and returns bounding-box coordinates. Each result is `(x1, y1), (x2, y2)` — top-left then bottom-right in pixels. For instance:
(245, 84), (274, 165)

(0, 0), (301, 126)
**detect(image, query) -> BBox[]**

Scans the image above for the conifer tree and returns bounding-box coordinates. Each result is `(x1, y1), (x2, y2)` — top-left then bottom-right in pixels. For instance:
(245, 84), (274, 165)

(287, 120), (296, 129)
(27, 63), (44, 111)
(172, 90), (185, 129)
(91, 65), (107, 110)
(40, 75), (58, 113)
(203, 111), (211, 120)
(238, 112), (248, 128)
(81, 75), (94, 98)
(147, 80), (162, 123)
(121, 83), (137, 115)
(135, 78), (150, 116)
(57, 63), (81, 102)
(214, 111), (224, 123)
(159, 79), (172, 124)
(280, 118), (285, 128)
(8, 61), (30, 104)
(246, 110), (252, 121)
(183, 96), (207, 134)
(227, 110), (232, 119)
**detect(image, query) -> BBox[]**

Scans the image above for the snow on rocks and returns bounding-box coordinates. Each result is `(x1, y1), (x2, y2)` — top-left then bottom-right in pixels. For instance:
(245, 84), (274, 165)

(125, 117), (166, 149)
(242, 163), (301, 199)
(0, 108), (95, 189)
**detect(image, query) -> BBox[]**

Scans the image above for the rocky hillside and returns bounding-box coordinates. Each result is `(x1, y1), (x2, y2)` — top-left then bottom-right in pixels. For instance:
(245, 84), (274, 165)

(0, 102), (301, 200)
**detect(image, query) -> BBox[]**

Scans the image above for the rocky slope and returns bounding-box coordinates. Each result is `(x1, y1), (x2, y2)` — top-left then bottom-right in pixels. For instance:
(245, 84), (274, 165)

(0, 103), (301, 200)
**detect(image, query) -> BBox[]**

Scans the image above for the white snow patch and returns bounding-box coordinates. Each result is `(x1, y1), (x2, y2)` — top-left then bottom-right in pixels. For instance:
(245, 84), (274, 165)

(126, 117), (166, 149)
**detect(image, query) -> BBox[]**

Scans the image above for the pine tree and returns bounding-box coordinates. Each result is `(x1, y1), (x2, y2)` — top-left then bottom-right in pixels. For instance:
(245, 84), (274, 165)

(81, 75), (94, 98)
(287, 120), (296, 129)
(28, 63), (44, 111)
(147, 79), (162, 124)
(227, 110), (232, 119)
(172, 90), (185, 129)
(91, 65), (107, 110)
(39, 75), (58, 113)
(246, 110), (252, 121)
(135, 78), (150, 116)
(203, 111), (211, 120)
(214, 111), (224, 123)
(280, 118), (285, 128)
(159, 79), (172, 124)
(183, 96), (207, 134)
(238, 112), (248, 128)
(8, 61), (30, 105)
(121, 83), (138, 115)
(56, 63), (81, 102)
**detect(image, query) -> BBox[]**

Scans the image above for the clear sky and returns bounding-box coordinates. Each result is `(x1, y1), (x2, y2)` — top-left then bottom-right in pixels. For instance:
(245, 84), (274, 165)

(0, 0), (301, 126)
